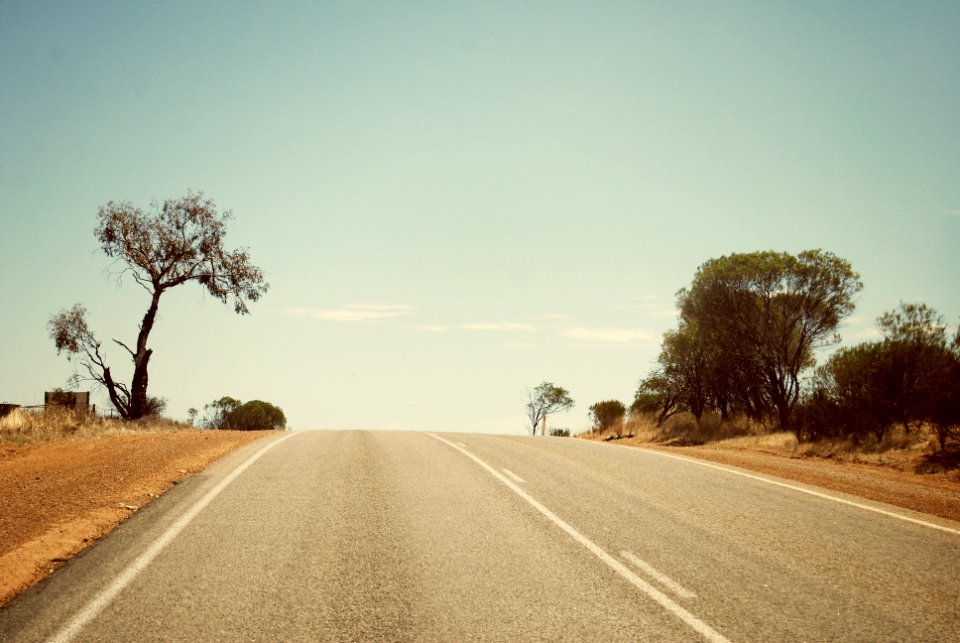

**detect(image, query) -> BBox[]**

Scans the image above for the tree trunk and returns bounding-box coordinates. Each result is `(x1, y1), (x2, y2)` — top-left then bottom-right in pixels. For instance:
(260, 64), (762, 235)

(776, 399), (791, 431)
(128, 291), (162, 419)
(103, 366), (131, 419)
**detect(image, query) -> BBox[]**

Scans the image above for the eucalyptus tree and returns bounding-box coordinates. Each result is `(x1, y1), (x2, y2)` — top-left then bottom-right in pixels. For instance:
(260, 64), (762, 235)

(49, 193), (268, 420)
(678, 250), (862, 429)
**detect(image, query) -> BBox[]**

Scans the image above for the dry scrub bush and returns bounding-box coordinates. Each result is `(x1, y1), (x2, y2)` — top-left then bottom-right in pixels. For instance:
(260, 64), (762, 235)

(646, 413), (766, 445)
(801, 423), (931, 455)
(0, 407), (191, 446)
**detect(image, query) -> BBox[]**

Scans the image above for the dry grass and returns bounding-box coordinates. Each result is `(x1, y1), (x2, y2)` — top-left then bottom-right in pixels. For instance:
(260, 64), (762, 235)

(0, 407), (193, 447)
(579, 413), (958, 475)
(586, 413), (768, 445)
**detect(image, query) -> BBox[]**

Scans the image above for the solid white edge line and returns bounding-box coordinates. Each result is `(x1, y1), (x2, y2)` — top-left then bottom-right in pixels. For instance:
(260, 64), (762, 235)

(502, 468), (526, 483)
(627, 445), (960, 537)
(620, 550), (697, 599)
(47, 431), (299, 643)
(427, 433), (729, 643)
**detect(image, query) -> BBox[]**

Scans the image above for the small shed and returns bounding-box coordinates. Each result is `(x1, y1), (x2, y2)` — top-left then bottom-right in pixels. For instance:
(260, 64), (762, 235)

(45, 391), (91, 411)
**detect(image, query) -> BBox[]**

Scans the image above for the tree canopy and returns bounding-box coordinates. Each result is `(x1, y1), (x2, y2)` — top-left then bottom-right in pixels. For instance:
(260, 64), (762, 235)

(49, 193), (268, 420)
(526, 382), (574, 435)
(800, 303), (960, 448)
(676, 250), (862, 429)
(203, 396), (287, 430)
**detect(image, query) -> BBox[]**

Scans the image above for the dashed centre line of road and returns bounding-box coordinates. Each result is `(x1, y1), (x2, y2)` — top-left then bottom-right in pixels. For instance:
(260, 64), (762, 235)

(502, 468), (526, 483)
(620, 551), (697, 600)
(427, 433), (730, 643)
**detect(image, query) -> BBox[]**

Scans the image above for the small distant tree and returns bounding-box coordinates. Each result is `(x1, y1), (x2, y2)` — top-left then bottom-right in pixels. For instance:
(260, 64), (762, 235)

(589, 400), (626, 433)
(49, 193), (268, 420)
(202, 396), (286, 430)
(526, 382), (574, 435)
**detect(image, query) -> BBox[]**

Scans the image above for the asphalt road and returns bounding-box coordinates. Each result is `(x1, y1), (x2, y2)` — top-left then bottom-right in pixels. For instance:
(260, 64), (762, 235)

(2, 431), (959, 642)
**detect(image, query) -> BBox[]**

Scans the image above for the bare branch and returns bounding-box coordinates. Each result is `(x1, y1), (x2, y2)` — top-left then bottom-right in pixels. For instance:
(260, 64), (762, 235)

(112, 338), (135, 357)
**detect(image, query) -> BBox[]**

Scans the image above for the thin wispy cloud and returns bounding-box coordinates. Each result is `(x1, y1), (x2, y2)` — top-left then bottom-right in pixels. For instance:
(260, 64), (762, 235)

(560, 327), (657, 345)
(410, 324), (452, 332)
(504, 341), (538, 349)
(462, 322), (537, 332)
(410, 322), (538, 333)
(285, 303), (415, 322)
(613, 300), (678, 318)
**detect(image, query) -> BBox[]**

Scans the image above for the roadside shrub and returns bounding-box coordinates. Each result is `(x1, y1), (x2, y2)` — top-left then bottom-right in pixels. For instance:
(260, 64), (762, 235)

(202, 396), (287, 430)
(589, 400), (626, 433)
(549, 427), (570, 437)
(793, 389), (845, 443)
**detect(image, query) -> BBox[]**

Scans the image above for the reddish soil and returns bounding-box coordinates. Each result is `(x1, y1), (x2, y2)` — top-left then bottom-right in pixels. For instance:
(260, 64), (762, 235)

(0, 430), (270, 606)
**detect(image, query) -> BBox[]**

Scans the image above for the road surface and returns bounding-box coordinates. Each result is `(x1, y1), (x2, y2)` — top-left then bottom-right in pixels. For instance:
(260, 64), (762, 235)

(2, 431), (958, 641)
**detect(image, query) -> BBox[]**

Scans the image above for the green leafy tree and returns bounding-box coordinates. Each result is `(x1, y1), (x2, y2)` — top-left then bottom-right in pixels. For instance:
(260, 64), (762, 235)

(877, 302), (954, 433)
(589, 400), (626, 432)
(678, 250), (862, 430)
(799, 303), (960, 448)
(49, 194), (268, 420)
(526, 382), (574, 435)
(202, 396), (242, 428)
(657, 324), (711, 421)
(815, 342), (898, 441)
(203, 396), (286, 430)
(928, 354), (960, 451)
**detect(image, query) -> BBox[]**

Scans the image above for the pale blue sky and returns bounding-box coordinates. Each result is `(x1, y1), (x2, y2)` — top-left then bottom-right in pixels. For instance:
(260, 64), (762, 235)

(2, 1), (958, 432)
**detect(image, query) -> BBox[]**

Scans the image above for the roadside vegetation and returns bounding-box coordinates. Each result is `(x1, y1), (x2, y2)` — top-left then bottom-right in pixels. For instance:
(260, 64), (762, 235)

(525, 382), (574, 435)
(4, 192), (284, 446)
(48, 193), (268, 421)
(194, 396), (287, 430)
(580, 250), (960, 474)
(0, 396), (288, 447)
(0, 406), (192, 447)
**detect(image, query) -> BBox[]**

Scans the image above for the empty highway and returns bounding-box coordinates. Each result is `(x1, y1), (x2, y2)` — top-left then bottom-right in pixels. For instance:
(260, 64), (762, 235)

(2, 431), (958, 642)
